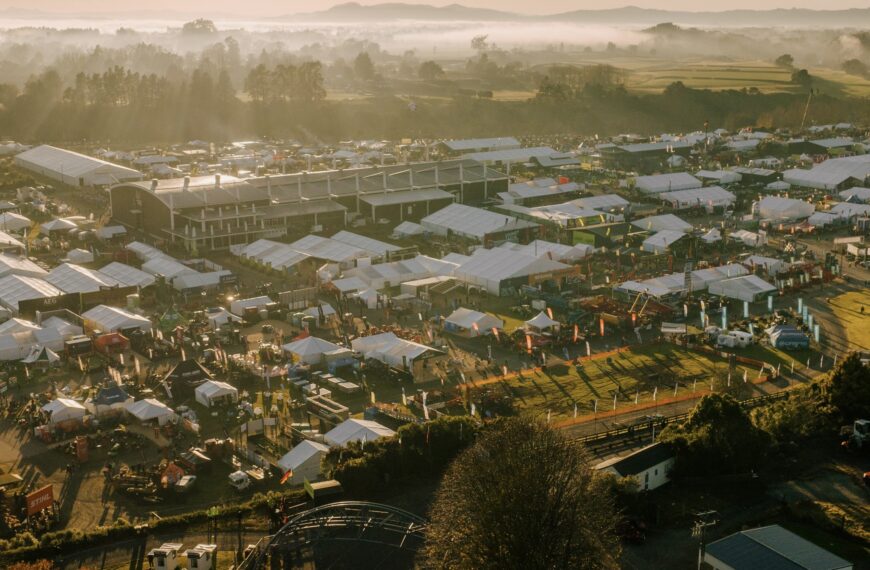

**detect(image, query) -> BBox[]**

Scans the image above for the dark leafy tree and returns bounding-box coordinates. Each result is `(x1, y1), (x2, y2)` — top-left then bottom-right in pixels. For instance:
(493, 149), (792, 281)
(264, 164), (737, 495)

(418, 60), (444, 81)
(660, 394), (769, 476)
(420, 417), (621, 570)
(353, 52), (375, 81)
(775, 54), (794, 68)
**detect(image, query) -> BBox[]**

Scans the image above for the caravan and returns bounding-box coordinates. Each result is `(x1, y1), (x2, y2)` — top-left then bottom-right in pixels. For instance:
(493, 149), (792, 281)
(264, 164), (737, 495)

(716, 330), (753, 348)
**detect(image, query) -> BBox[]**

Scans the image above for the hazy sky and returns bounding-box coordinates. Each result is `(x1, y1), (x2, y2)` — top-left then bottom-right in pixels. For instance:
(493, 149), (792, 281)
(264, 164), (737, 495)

(9, 0), (870, 17)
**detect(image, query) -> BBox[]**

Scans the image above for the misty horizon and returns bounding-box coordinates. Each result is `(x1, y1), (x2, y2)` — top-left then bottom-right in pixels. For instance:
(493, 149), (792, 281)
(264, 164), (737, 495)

(5, 0), (870, 19)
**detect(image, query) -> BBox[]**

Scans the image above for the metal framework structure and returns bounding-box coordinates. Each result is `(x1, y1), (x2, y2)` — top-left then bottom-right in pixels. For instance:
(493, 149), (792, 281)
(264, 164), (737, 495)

(240, 501), (428, 569)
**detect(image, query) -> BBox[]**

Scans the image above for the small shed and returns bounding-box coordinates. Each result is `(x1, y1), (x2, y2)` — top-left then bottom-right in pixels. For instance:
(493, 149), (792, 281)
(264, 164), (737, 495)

(594, 442), (675, 491)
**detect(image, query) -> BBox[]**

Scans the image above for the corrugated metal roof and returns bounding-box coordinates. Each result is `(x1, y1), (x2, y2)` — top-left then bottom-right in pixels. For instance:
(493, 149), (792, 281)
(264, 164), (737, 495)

(706, 525), (852, 570)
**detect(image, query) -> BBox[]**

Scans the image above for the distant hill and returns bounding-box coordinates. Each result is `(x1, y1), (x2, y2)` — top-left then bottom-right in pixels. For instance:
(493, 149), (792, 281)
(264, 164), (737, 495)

(282, 2), (870, 28)
(284, 2), (520, 22)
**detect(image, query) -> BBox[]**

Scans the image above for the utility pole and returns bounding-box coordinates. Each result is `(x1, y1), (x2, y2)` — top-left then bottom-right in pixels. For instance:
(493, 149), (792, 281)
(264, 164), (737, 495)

(692, 510), (719, 570)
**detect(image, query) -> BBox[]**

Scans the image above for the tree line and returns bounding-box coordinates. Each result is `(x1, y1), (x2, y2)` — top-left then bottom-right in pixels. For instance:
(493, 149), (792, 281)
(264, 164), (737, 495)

(1, 63), (869, 143)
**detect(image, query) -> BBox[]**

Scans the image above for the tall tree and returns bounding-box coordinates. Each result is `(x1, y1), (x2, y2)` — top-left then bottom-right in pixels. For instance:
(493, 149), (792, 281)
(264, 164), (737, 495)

(353, 52), (375, 81)
(421, 417), (621, 570)
(660, 394), (769, 477)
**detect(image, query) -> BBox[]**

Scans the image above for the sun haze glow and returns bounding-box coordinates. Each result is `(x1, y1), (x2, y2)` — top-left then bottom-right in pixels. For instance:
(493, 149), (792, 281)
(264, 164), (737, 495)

(10, 0), (870, 17)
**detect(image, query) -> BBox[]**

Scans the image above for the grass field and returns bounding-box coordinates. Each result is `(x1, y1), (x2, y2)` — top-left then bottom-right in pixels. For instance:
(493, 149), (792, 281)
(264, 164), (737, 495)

(829, 289), (870, 352)
(464, 343), (782, 423)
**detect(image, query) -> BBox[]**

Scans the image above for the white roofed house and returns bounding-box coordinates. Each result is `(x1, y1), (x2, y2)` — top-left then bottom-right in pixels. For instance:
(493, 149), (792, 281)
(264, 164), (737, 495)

(82, 304), (152, 333)
(633, 172), (702, 195)
(277, 440), (330, 484)
(0, 230), (25, 253)
(421, 203), (539, 245)
(324, 418), (396, 447)
(15, 145), (143, 187)
(444, 308), (504, 337)
(659, 186), (735, 211)
(830, 202), (870, 221)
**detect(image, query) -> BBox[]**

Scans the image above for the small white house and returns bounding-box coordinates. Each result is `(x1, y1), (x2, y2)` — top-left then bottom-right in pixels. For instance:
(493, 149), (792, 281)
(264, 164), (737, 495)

(594, 442), (675, 491)
(276, 440), (330, 484)
(194, 380), (239, 408)
(147, 542), (183, 570)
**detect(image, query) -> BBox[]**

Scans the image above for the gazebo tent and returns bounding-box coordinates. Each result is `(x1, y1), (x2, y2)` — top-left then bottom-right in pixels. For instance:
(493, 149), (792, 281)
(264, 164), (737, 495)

(194, 380), (239, 408)
(42, 398), (86, 424)
(276, 440), (331, 484)
(164, 359), (213, 394)
(85, 385), (133, 416)
(22, 344), (60, 365)
(282, 336), (341, 365)
(40, 218), (78, 235)
(443, 308), (504, 337)
(126, 398), (175, 426)
(524, 311), (560, 332)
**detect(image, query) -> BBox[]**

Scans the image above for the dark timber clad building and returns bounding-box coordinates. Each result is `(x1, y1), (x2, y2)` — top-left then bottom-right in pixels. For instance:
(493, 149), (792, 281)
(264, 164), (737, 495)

(109, 159), (507, 251)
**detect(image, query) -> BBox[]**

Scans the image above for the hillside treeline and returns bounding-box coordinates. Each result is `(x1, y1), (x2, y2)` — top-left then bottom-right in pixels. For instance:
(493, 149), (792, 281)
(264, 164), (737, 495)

(0, 65), (867, 144)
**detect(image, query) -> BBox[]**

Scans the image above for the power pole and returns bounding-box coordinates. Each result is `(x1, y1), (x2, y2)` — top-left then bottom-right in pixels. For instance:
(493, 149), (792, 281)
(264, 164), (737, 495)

(692, 510), (719, 570)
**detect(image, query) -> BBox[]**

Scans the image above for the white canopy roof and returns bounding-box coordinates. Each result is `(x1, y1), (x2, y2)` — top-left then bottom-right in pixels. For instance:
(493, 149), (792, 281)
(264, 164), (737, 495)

(635, 172), (702, 194)
(642, 230), (685, 253)
(0, 254), (47, 279)
(43, 398), (86, 423)
(445, 308), (504, 332)
(126, 398), (174, 421)
(351, 332), (439, 368)
(46, 263), (120, 294)
(82, 304), (152, 332)
(324, 419), (396, 446)
(194, 380), (238, 406)
(708, 275), (777, 302)
(0, 212), (31, 232)
(277, 440), (330, 472)
(282, 336), (341, 357)
(22, 344), (60, 364)
(0, 275), (62, 312)
(40, 218), (78, 233)
(632, 214), (693, 233)
(525, 311), (559, 330)
(98, 262), (156, 288)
